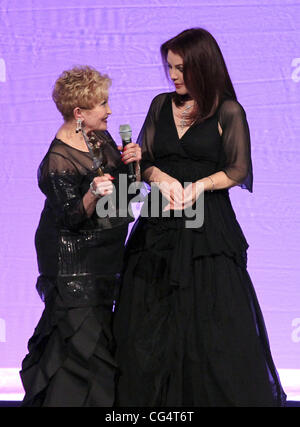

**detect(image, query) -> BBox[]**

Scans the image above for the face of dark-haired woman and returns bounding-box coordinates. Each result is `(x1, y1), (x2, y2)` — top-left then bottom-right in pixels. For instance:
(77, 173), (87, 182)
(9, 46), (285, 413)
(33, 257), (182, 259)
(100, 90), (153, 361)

(167, 50), (188, 95)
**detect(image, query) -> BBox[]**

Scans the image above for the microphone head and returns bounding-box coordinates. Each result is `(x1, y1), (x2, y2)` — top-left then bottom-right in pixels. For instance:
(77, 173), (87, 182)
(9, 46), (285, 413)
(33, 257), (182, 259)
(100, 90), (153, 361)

(119, 124), (132, 142)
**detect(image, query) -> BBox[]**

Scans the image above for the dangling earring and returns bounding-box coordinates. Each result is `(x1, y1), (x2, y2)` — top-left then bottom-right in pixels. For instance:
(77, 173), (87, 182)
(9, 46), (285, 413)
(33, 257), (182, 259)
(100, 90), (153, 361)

(76, 118), (83, 133)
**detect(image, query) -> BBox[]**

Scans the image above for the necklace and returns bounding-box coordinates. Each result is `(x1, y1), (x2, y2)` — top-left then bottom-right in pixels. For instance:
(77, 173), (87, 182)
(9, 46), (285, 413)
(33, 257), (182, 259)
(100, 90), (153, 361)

(180, 104), (193, 131)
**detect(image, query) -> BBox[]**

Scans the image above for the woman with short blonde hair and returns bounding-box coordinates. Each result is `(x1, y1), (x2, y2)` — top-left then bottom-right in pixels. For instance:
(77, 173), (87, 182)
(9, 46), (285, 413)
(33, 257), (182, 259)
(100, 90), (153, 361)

(52, 66), (111, 121)
(20, 65), (141, 407)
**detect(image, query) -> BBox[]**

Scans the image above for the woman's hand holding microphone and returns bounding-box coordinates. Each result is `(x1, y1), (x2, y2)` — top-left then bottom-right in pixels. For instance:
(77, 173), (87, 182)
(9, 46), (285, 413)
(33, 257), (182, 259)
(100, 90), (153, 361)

(119, 142), (142, 164)
(85, 143), (142, 217)
(119, 142), (142, 181)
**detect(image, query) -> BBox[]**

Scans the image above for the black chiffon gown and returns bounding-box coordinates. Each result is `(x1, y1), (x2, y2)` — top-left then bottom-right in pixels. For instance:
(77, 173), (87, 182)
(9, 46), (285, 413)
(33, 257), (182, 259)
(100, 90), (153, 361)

(113, 93), (286, 407)
(20, 132), (133, 407)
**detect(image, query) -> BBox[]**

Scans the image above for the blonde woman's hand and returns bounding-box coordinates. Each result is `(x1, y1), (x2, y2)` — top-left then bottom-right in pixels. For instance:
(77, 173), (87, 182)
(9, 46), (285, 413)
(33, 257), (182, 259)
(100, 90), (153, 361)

(119, 143), (142, 164)
(90, 174), (114, 197)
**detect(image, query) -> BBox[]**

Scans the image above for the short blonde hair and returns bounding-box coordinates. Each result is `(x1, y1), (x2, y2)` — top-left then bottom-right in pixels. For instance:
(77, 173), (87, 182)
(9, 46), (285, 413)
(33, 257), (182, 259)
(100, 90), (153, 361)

(52, 66), (111, 121)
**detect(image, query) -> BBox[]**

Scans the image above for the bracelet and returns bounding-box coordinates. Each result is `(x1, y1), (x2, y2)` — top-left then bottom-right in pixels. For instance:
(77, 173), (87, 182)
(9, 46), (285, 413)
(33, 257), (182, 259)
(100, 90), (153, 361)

(207, 176), (214, 192)
(90, 181), (100, 197)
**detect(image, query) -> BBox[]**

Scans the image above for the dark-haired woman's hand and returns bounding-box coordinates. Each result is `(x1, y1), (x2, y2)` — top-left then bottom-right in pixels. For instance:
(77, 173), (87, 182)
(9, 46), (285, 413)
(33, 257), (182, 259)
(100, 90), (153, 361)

(182, 181), (204, 209)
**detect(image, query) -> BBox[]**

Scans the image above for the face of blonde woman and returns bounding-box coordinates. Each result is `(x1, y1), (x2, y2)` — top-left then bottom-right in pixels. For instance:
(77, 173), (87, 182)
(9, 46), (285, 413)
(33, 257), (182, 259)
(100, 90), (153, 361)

(81, 97), (112, 132)
(167, 50), (188, 96)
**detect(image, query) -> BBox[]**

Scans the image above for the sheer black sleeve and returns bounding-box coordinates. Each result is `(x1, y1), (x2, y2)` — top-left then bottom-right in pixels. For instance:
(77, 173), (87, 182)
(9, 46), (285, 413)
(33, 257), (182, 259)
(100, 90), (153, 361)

(218, 100), (253, 192)
(38, 151), (88, 230)
(137, 93), (168, 175)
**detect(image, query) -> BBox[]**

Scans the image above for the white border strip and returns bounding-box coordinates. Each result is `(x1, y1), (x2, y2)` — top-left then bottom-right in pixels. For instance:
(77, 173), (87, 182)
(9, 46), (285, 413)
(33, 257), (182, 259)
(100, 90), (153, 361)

(278, 369), (300, 401)
(0, 393), (24, 401)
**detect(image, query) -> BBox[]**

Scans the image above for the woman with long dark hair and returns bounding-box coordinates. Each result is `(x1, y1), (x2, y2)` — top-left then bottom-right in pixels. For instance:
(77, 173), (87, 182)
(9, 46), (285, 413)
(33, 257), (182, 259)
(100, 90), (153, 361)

(113, 28), (286, 407)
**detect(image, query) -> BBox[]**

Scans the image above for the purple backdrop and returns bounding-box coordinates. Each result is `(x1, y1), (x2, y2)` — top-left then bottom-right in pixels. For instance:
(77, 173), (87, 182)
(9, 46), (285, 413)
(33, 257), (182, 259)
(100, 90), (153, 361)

(0, 0), (299, 400)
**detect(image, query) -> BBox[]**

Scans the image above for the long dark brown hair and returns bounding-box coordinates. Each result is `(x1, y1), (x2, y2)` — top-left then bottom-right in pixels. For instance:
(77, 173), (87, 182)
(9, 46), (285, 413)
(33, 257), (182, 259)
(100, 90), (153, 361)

(160, 28), (237, 123)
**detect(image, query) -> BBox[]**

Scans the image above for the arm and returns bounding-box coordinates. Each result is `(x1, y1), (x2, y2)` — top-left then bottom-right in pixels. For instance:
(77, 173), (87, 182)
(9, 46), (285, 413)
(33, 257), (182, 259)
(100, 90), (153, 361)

(198, 100), (253, 193)
(39, 152), (113, 229)
(143, 165), (178, 186)
(84, 174), (114, 217)
(139, 94), (184, 207)
(82, 185), (99, 217)
(183, 101), (253, 206)
(198, 171), (237, 192)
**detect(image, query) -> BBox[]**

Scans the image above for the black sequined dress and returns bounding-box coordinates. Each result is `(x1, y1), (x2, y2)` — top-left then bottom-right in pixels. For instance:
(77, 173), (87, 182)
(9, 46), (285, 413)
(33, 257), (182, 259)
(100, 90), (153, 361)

(20, 132), (133, 407)
(113, 93), (286, 407)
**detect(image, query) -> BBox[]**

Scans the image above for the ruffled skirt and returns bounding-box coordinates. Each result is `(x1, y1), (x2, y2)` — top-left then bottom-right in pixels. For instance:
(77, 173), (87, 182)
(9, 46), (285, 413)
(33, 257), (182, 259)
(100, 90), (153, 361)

(113, 205), (286, 407)
(20, 275), (118, 407)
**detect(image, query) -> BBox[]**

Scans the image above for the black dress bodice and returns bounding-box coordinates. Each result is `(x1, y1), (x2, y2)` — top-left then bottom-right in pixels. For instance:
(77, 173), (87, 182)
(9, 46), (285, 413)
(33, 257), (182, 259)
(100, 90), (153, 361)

(140, 92), (253, 191)
(135, 93), (253, 270)
(151, 95), (224, 184)
(34, 133), (133, 299)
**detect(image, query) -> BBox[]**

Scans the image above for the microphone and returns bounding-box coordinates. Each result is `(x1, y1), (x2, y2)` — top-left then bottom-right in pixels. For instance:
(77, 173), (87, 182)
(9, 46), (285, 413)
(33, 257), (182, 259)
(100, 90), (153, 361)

(119, 124), (136, 183)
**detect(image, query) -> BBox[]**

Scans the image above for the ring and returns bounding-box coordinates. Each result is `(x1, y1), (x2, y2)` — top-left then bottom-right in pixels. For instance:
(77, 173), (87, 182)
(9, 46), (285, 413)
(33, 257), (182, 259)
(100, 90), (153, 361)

(90, 182), (98, 196)
(132, 153), (136, 157)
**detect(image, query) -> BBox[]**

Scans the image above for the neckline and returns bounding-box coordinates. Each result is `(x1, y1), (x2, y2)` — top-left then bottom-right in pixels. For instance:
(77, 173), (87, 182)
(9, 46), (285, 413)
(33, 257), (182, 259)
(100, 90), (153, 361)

(55, 137), (90, 153)
(170, 97), (195, 141)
